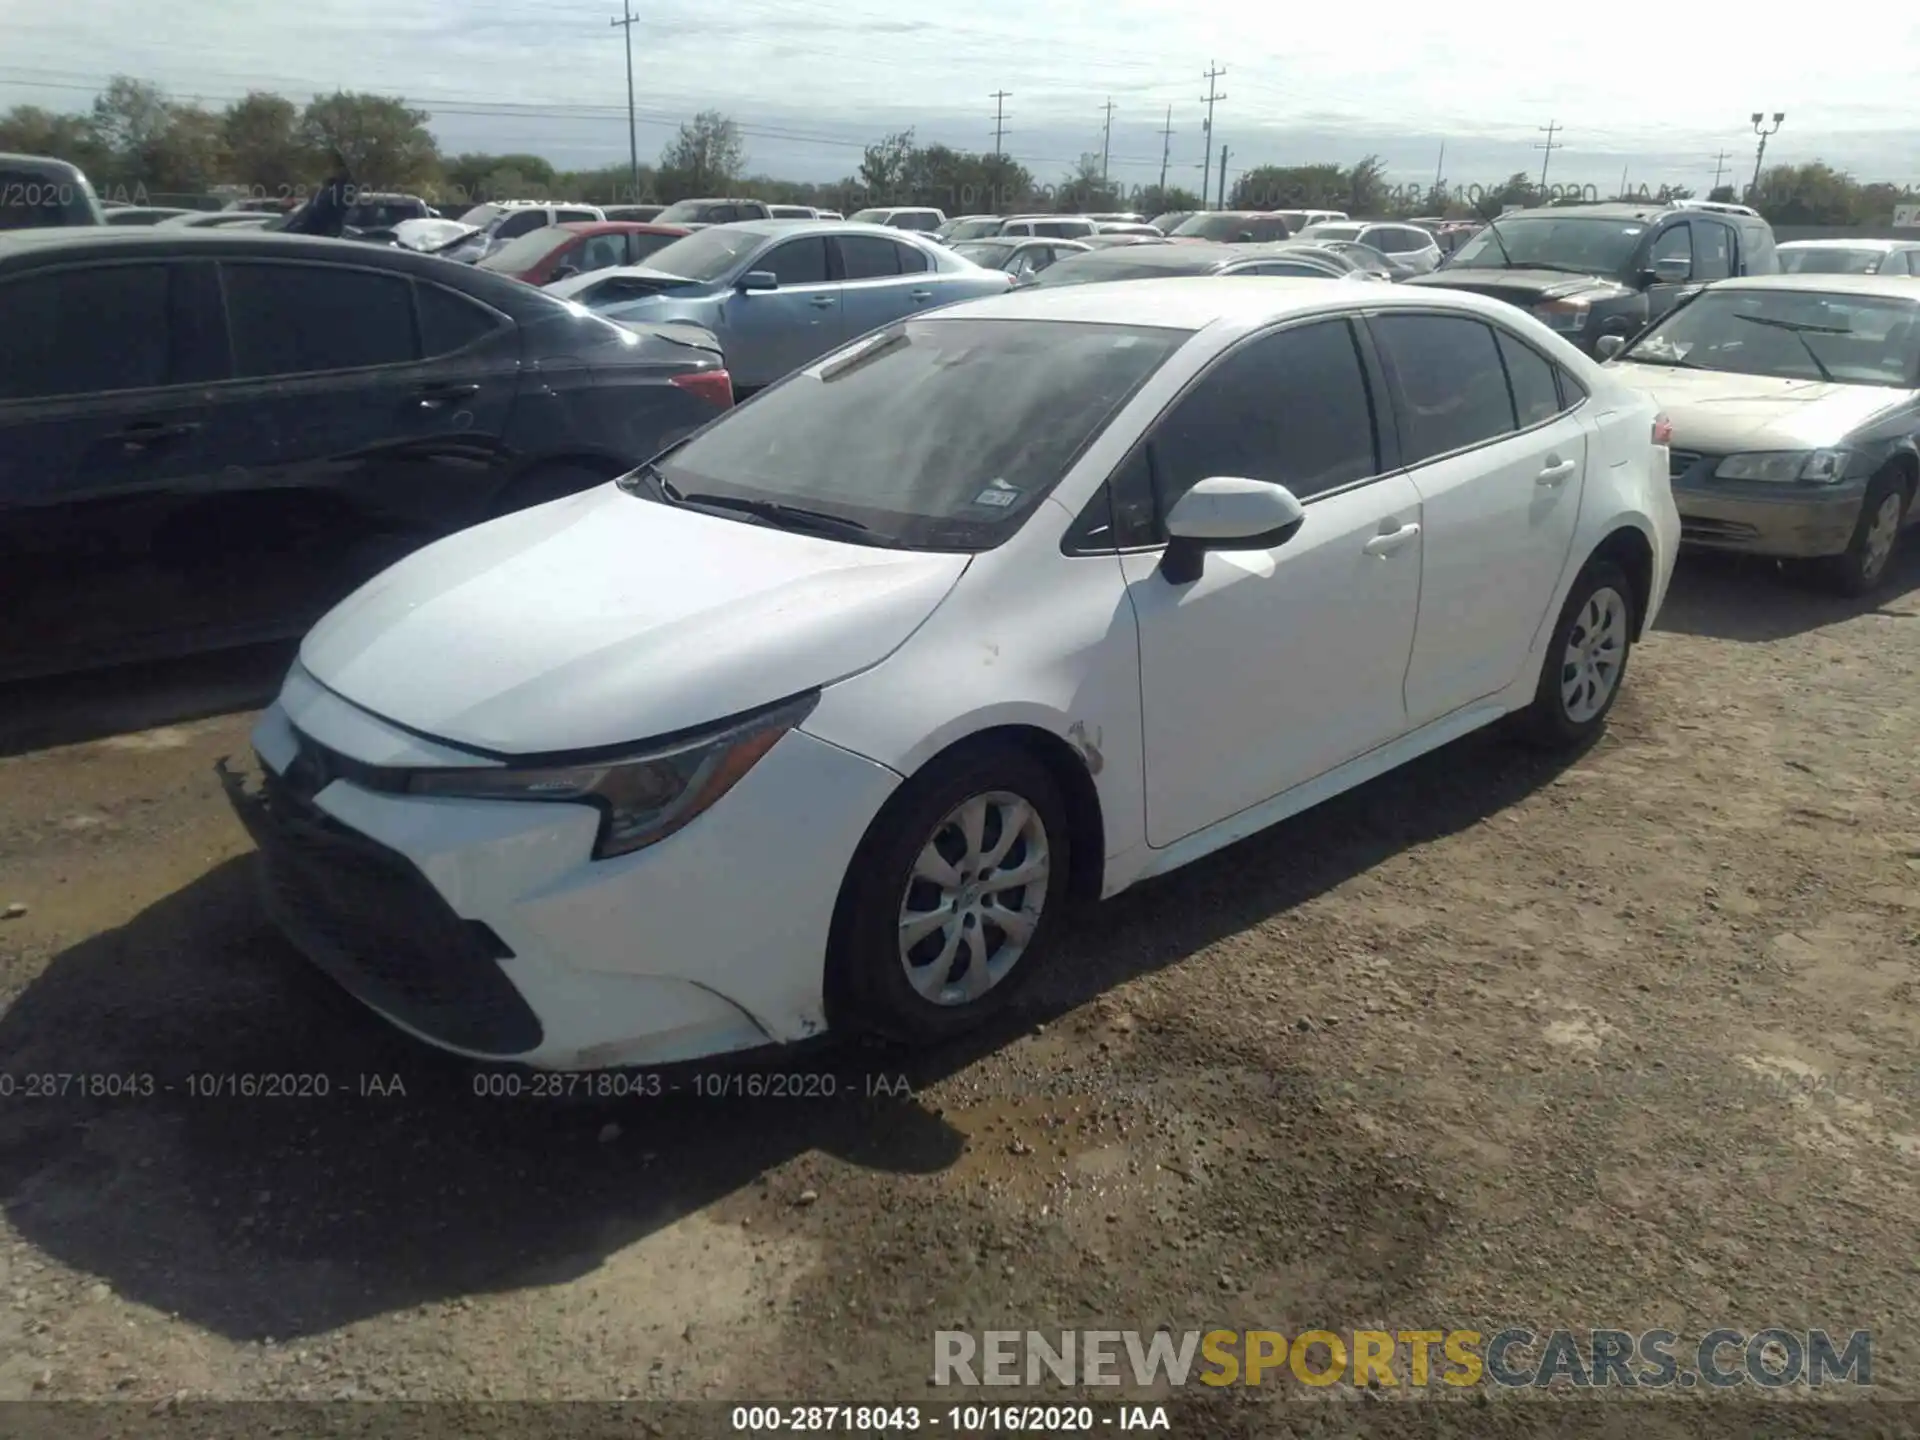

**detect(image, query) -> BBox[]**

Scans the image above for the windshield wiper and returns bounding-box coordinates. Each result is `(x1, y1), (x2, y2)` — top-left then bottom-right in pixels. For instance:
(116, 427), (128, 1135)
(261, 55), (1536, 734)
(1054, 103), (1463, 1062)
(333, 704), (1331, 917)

(1480, 216), (1517, 269)
(675, 491), (875, 541)
(1733, 313), (1838, 381)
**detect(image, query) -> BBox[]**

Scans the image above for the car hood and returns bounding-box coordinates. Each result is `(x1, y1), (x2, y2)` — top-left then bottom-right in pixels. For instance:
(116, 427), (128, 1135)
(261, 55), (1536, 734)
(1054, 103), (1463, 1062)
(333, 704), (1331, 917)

(1605, 361), (1913, 450)
(1409, 267), (1625, 300)
(297, 484), (970, 755)
(394, 217), (476, 252)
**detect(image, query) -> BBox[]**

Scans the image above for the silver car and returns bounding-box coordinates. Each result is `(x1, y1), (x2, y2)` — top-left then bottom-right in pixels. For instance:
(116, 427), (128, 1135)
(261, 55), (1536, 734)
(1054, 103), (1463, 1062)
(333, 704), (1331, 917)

(1298, 221), (1444, 278)
(544, 220), (1014, 391)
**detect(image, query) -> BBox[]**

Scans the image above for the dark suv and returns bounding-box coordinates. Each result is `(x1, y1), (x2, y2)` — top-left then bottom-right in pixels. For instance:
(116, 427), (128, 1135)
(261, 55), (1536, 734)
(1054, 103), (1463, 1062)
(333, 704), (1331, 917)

(0, 153), (104, 228)
(0, 228), (733, 680)
(651, 197), (774, 225)
(1405, 200), (1779, 355)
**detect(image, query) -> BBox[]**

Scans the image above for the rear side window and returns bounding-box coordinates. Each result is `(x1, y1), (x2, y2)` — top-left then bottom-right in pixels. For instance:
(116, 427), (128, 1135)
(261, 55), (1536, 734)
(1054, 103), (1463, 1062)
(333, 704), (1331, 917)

(557, 208), (599, 224)
(0, 263), (170, 399)
(223, 263), (418, 377)
(416, 283), (501, 357)
(894, 241), (930, 273)
(837, 234), (903, 279)
(1371, 313), (1516, 462)
(1494, 329), (1562, 427)
(494, 210), (548, 241)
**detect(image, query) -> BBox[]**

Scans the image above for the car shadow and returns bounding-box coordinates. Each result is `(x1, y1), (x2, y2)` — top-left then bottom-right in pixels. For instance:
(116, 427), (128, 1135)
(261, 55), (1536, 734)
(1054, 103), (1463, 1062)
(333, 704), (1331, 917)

(0, 642), (294, 759)
(0, 724), (1584, 1342)
(1653, 544), (1920, 643)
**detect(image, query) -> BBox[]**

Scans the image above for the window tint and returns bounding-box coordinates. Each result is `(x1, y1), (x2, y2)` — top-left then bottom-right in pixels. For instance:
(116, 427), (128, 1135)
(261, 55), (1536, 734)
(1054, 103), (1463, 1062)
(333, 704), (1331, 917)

(1367, 226), (1410, 254)
(1147, 319), (1379, 522)
(495, 210), (548, 240)
(764, 236), (829, 285)
(1495, 329), (1561, 427)
(710, 205), (740, 223)
(837, 234), (902, 280)
(416, 283), (500, 356)
(0, 263), (170, 399)
(576, 233), (628, 272)
(895, 241), (930, 273)
(629, 231), (679, 264)
(224, 263), (417, 378)
(557, 209), (598, 224)
(1371, 313), (1516, 462)
(1554, 366), (1588, 409)
(1693, 221), (1733, 281)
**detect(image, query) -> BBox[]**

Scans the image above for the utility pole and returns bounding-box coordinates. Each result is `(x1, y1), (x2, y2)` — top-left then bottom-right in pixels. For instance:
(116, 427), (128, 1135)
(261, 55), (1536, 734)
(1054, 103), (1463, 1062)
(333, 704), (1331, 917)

(1433, 141), (1445, 204)
(1157, 105), (1174, 197)
(1535, 119), (1561, 195)
(1099, 99), (1116, 190)
(1217, 144), (1230, 210)
(1199, 63), (1226, 210)
(1618, 163), (1629, 200)
(610, 0), (640, 200)
(990, 91), (1011, 161)
(1749, 112), (1784, 202)
(1710, 149), (1731, 194)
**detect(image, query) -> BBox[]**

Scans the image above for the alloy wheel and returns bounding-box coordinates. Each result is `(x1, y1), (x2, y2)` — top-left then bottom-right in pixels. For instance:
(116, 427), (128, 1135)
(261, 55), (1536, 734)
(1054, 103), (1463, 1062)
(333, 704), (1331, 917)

(897, 790), (1052, 1007)
(1561, 585), (1628, 724)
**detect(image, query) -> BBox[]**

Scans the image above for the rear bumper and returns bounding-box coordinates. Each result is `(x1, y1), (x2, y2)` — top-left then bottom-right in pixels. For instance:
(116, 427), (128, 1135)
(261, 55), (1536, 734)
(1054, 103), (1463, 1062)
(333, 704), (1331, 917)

(1672, 478), (1867, 558)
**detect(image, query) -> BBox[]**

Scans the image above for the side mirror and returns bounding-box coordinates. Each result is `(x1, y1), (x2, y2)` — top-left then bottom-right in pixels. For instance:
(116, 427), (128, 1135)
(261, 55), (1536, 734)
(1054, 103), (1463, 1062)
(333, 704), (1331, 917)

(1595, 334), (1625, 360)
(1161, 476), (1306, 584)
(1646, 256), (1692, 285)
(738, 270), (778, 292)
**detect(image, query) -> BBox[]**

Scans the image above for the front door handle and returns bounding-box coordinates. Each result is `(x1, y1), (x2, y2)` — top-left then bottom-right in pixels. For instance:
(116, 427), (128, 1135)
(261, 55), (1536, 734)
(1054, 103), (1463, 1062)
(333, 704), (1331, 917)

(909, 289), (932, 301)
(414, 383), (479, 409)
(118, 419), (201, 451)
(1363, 522), (1420, 557)
(1537, 456), (1578, 486)
(809, 296), (836, 309)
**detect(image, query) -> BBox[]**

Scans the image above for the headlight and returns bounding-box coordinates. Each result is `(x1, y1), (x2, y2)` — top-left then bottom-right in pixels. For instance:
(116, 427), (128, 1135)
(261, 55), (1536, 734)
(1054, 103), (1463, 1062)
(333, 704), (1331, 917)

(1535, 298), (1590, 332)
(404, 692), (818, 859)
(1714, 449), (1851, 484)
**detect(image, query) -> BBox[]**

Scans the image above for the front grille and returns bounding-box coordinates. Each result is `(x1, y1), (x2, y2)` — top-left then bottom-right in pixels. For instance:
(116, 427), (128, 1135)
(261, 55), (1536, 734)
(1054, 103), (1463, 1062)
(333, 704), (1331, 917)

(223, 750), (544, 1058)
(1680, 516), (1761, 545)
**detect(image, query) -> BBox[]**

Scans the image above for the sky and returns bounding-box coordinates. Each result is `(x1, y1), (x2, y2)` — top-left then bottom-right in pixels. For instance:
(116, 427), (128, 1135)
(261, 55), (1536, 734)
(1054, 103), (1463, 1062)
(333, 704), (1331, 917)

(2, 0), (1917, 201)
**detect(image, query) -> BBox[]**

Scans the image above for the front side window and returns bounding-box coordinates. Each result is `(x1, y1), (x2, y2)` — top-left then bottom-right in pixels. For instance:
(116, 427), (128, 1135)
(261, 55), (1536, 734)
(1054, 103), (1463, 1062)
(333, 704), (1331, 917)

(1649, 223), (1692, 275)
(1693, 221), (1734, 281)
(223, 263), (417, 378)
(644, 318), (1189, 550)
(0, 263), (170, 399)
(1370, 313), (1517, 463)
(1136, 319), (1381, 532)
(1620, 288), (1920, 387)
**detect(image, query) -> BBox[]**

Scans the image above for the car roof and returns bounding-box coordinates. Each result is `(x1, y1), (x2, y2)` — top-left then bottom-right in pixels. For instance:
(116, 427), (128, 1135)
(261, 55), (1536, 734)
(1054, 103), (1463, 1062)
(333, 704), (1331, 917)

(0, 151), (86, 173)
(1706, 272), (1920, 300)
(1776, 237), (1909, 251)
(934, 274), (1521, 329)
(705, 218), (928, 241)
(556, 220), (689, 236)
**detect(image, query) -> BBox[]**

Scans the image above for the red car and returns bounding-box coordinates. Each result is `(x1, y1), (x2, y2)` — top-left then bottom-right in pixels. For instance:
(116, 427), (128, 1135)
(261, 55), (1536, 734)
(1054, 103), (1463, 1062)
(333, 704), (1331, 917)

(476, 221), (693, 286)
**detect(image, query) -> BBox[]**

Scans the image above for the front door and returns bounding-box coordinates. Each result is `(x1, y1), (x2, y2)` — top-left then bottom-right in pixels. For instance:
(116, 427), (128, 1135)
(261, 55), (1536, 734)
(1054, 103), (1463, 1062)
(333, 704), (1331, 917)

(1119, 318), (1422, 847)
(1367, 312), (1587, 725)
(725, 235), (842, 388)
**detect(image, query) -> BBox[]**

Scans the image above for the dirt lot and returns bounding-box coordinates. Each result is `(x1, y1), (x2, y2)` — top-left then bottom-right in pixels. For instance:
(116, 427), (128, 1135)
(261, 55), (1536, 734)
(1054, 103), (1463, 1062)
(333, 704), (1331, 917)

(1, 550), (1916, 1431)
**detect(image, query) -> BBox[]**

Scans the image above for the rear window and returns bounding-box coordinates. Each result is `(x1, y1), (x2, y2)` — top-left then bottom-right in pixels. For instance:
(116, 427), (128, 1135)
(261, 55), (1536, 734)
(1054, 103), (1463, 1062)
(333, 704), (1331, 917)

(477, 225), (573, 272)
(0, 165), (98, 229)
(647, 317), (1190, 550)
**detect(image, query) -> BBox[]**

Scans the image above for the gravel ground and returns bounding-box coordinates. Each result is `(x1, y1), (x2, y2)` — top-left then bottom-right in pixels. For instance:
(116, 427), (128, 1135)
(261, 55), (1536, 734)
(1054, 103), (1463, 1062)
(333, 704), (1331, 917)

(0, 548), (1916, 1432)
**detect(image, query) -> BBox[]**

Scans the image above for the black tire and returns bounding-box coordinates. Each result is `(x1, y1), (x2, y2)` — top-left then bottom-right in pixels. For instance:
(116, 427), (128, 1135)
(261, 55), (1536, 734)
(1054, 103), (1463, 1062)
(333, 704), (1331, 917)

(830, 740), (1072, 1045)
(1819, 471), (1908, 597)
(1519, 558), (1636, 749)
(490, 461), (618, 517)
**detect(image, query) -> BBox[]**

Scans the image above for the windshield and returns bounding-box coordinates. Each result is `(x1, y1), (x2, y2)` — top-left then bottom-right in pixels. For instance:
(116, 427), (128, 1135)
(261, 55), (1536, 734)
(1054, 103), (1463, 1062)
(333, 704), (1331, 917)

(944, 217), (1005, 242)
(477, 225), (572, 271)
(1300, 223), (1364, 242)
(1622, 288), (1920, 387)
(652, 200), (723, 224)
(952, 241), (1015, 266)
(635, 227), (763, 281)
(1029, 251), (1212, 286)
(1778, 247), (1889, 276)
(1172, 213), (1269, 240)
(1446, 216), (1644, 273)
(848, 208), (889, 223)
(645, 318), (1189, 549)
(1148, 212), (1190, 232)
(457, 204), (504, 226)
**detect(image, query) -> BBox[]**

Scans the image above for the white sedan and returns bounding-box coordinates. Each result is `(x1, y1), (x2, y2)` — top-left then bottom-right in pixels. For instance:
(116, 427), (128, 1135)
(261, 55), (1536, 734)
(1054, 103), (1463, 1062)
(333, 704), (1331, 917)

(228, 279), (1680, 1070)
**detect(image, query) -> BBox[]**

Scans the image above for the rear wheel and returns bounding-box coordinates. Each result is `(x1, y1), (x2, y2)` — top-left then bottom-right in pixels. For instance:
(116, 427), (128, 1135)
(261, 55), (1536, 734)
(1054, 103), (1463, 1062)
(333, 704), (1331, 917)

(1820, 472), (1907, 596)
(1518, 559), (1635, 749)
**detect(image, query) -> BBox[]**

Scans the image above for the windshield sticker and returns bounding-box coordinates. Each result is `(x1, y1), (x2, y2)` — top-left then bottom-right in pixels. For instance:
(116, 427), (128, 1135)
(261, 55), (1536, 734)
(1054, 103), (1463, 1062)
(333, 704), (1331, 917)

(973, 479), (1021, 508)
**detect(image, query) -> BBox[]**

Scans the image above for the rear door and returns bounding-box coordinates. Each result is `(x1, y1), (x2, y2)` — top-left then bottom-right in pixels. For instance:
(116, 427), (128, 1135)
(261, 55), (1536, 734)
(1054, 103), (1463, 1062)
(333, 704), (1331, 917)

(0, 256), (236, 675)
(1368, 311), (1587, 725)
(834, 233), (926, 338)
(205, 258), (523, 620)
(724, 234), (842, 387)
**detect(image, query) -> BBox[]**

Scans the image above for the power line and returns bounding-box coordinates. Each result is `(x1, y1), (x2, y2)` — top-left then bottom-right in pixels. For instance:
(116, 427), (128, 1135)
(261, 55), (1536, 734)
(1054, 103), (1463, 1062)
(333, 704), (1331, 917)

(1198, 62), (1225, 210)
(1099, 98), (1115, 188)
(609, 0), (639, 200)
(1535, 119), (1561, 192)
(990, 89), (1010, 160)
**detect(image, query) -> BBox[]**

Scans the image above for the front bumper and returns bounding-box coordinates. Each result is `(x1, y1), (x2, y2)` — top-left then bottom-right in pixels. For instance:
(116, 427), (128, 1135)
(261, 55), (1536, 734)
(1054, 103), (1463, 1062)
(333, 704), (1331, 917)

(227, 688), (900, 1070)
(1669, 453), (1866, 559)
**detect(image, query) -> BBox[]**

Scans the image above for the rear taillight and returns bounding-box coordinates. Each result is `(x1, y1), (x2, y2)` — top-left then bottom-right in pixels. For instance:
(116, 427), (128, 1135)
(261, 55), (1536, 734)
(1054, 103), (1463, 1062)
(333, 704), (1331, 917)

(672, 368), (734, 409)
(1652, 413), (1673, 446)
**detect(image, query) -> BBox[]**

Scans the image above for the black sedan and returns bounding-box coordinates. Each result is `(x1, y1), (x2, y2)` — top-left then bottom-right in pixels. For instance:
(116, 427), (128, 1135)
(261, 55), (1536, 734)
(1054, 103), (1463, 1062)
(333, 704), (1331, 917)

(0, 228), (733, 680)
(1023, 239), (1380, 288)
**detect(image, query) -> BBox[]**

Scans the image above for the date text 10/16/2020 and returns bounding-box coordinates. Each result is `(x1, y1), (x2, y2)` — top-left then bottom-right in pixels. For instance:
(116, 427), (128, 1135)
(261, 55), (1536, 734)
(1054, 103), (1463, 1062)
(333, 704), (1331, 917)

(0, 1070), (914, 1102)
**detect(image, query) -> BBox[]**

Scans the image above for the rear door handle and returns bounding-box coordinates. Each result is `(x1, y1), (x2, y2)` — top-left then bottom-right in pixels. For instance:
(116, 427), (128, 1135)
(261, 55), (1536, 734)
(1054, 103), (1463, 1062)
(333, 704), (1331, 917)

(909, 289), (932, 301)
(117, 419), (201, 450)
(1537, 456), (1578, 485)
(414, 383), (479, 409)
(809, 296), (836, 309)
(1363, 522), (1421, 557)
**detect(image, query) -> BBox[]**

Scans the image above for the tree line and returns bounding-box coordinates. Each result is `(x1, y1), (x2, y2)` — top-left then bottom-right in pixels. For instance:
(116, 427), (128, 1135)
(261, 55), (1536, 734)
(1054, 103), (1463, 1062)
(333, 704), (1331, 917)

(0, 76), (1910, 226)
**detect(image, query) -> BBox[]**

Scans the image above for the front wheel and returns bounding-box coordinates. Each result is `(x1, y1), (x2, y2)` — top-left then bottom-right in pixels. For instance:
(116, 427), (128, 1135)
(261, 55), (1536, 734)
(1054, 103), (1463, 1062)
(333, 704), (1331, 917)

(1519, 559), (1636, 749)
(1820, 474), (1907, 597)
(830, 742), (1071, 1044)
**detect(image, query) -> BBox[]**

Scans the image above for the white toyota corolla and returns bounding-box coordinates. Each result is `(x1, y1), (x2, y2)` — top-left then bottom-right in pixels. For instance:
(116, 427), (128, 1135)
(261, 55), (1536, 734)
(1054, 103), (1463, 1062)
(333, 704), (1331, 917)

(228, 278), (1680, 1070)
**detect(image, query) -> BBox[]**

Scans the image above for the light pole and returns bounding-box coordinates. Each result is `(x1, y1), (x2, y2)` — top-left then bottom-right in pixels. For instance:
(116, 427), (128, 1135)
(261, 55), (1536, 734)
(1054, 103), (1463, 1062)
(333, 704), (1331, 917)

(1749, 112), (1784, 203)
